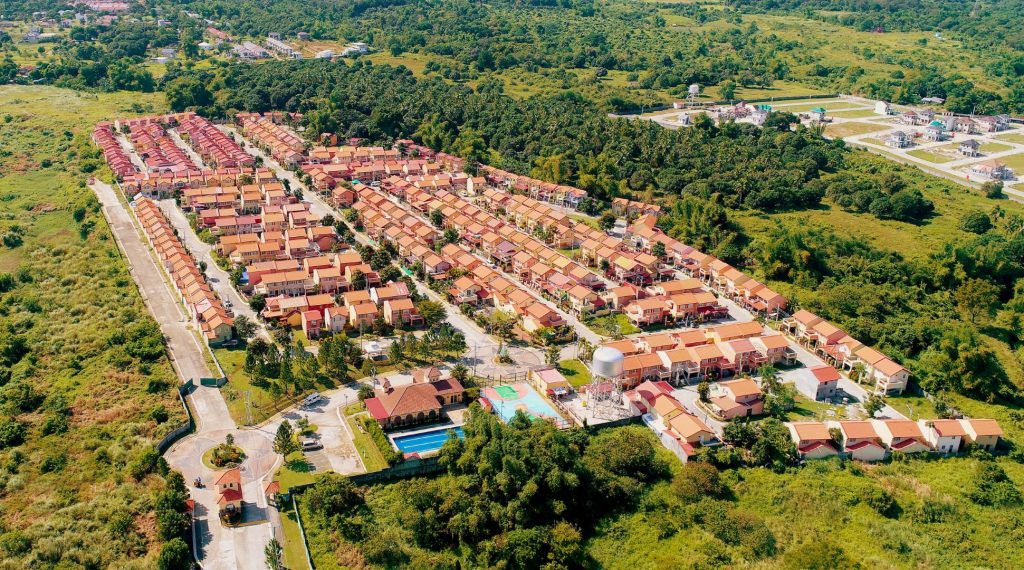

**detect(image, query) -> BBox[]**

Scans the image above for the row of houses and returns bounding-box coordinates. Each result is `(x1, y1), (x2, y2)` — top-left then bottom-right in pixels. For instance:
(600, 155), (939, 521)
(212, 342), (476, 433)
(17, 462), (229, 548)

(898, 109), (1010, 133)
(477, 189), (671, 289)
(612, 198), (662, 219)
(478, 164), (589, 210)
(180, 179), (288, 212)
(624, 215), (788, 316)
(782, 309), (909, 395)
(602, 321), (796, 386)
(134, 199), (234, 344)
(788, 418), (1003, 462)
(119, 167), (277, 199)
(126, 120), (198, 174)
(91, 122), (136, 179)
(245, 250), (376, 298)
(177, 115), (253, 169)
(236, 113), (306, 166)
(263, 280), (421, 337)
(619, 278), (728, 327)
(398, 187), (619, 316)
(625, 380), (718, 462)
(353, 185), (568, 333)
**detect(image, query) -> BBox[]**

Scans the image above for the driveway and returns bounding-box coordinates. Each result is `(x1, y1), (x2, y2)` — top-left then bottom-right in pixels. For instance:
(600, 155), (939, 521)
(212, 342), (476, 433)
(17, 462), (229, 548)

(672, 385), (728, 436)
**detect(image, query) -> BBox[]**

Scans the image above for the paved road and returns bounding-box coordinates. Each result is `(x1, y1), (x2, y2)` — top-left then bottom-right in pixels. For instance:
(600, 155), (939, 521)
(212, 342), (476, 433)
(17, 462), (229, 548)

(91, 180), (277, 569)
(157, 200), (270, 341)
(168, 128), (208, 169)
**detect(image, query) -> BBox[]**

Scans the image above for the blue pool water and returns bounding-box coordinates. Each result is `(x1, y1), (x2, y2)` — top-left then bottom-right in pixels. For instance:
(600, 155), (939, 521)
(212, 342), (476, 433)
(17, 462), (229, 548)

(392, 426), (465, 454)
(484, 383), (564, 424)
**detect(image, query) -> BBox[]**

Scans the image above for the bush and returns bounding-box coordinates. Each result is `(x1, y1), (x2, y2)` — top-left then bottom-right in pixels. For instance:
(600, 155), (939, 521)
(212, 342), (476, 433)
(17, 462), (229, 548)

(959, 210), (993, 234)
(157, 538), (192, 570)
(360, 416), (402, 465)
(306, 473), (363, 518)
(672, 461), (725, 503)
(0, 418), (26, 449)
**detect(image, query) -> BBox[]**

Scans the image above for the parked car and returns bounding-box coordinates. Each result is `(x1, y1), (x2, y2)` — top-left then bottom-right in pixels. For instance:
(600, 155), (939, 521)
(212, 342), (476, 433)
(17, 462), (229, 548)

(300, 438), (322, 451)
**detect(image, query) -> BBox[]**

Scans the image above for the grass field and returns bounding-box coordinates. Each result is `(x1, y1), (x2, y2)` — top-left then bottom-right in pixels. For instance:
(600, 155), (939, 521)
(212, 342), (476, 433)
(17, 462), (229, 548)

(558, 358), (593, 388)
(734, 164), (1024, 261)
(907, 148), (957, 163)
(828, 108), (882, 119)
(772, 99), (851, 113)
(586, 313), (640, 337)
(345, 411), (389, 472)
(824, 121), (889, 138)
(991, 151), (1024, 172)
(0, 85), (183, 566)
(996, 133), (1024, 144)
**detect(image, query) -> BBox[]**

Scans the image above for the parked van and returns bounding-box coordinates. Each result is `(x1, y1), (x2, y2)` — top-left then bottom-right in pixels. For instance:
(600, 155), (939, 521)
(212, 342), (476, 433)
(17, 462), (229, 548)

(301, 438), (322, 451)
(302, 392), (322, 407)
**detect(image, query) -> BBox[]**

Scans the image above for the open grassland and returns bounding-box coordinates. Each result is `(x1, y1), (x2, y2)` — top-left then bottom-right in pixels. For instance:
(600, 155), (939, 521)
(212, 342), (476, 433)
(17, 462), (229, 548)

(0, 85), (185, 567)
(907, 148), (957, 163)
(589, 454), (1024, 569)
(824, 121), (889, 138)
(731, 12), (1000, 94)
(734, 164), (1024, 262)
(829, 108), (882, 119)
(997, 133), (1024, 145)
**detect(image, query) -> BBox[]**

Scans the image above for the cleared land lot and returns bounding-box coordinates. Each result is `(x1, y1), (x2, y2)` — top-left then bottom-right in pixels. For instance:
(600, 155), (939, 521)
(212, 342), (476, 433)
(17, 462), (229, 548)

(824, 121), (889, 138)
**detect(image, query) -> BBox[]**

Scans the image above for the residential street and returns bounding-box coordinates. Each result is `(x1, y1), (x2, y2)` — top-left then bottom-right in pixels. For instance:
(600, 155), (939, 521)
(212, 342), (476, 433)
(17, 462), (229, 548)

(157, 199), (271, 341)
(91, 179), (277, 569)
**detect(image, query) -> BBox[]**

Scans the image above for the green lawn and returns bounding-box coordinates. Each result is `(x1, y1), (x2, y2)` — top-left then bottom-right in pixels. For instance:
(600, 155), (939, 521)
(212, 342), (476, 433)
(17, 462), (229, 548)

(825, 121), (889, 138)
(827, 108), (881, 119)
(907, 148), (957, 164)
(345, 412), (389, 472)
(558, 359), (593, 388)
(275, 452), (319, 493)
(586, 313), (640, 337)
(786, 393), (848, 421)
(281, 497), (312, 570)
(773, 99), (851, 113)
(993, 151), (1024, 172)
(996, 132), (1024, 144)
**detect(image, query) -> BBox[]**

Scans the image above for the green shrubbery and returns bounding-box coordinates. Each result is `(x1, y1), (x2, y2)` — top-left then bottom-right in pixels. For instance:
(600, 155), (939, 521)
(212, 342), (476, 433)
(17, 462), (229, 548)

(359, 416), (402, 465)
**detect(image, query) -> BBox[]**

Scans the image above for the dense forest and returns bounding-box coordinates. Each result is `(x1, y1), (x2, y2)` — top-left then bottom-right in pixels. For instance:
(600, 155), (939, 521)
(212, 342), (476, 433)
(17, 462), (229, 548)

(7, 0), (1022, 113)
(145, 0), (1024, 113)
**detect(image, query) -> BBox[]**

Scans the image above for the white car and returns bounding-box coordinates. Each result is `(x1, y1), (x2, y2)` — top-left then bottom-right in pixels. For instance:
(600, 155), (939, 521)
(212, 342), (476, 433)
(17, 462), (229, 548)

(302, 392), (322, 407)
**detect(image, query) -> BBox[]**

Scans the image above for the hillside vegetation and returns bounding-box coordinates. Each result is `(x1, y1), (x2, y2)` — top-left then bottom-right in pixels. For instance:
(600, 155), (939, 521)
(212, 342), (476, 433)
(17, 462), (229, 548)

(298, 410), (1024, 569)
(0, 86), (188, 568)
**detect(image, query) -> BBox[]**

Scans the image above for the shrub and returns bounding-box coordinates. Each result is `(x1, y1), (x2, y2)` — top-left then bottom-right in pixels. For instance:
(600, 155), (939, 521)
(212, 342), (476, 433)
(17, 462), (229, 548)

(305, 474), (363, 518)
(672, 461), (725, 503)
(157, 538), (192, 570)
(0, 418), (26, 449)
(360, 416), (402, 465)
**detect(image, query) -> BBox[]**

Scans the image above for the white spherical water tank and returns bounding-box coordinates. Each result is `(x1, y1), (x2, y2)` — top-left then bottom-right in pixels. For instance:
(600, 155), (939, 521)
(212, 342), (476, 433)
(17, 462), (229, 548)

(688, 84), (700, 97)
(591, 346), (624, 379)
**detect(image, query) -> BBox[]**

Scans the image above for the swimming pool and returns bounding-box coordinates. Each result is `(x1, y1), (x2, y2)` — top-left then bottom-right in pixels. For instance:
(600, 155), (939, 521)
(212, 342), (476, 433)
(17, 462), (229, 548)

(391, 426), (464, 455)
(482, 382), (566, 425)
